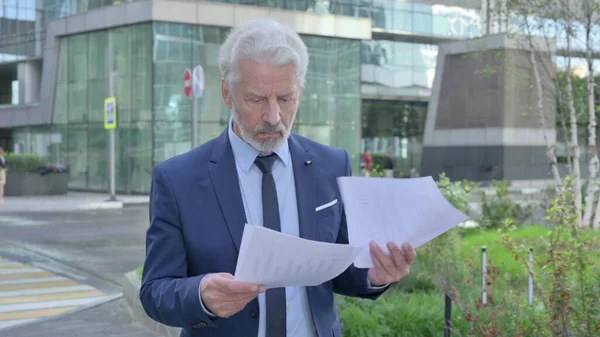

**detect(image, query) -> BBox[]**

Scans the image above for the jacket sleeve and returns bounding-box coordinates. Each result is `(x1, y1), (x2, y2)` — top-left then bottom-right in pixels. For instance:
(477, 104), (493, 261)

(139, 165), (218, 329)
(331, 150), (390, 300)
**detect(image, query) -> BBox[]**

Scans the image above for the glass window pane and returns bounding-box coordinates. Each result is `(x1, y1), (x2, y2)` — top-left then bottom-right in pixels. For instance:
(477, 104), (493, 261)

(131, 24), (153, 121)
(153, 121), (191, 164)
(68, 35), (88, 123)
(87, 124), (108, 190)
(54, 38), (69, 124)
(111, 27), (131, 122)
(88, 31), (108, 123)
(129, 121), (153, 193)
(66, 124), (88, 189)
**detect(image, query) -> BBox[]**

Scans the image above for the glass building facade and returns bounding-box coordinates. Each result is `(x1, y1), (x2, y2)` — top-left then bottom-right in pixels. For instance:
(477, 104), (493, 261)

(13, 21), (361, 193)
(0, 0), (41, 63)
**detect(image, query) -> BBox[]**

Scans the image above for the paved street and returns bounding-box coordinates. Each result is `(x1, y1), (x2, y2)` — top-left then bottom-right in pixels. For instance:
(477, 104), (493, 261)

(0, 205), (161, 337)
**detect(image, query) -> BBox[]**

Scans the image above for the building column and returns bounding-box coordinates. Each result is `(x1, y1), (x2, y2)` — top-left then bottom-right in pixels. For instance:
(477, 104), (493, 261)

(17, 61), (42, 104)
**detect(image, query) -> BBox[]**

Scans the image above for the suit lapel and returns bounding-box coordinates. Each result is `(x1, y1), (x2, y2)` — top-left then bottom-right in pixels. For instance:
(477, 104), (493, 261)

(289, 135), (316, 241)
(208, 130), (247, 253)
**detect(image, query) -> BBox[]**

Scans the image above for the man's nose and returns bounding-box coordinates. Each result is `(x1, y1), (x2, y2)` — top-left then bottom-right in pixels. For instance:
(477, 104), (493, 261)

(264, 98), (281, 125)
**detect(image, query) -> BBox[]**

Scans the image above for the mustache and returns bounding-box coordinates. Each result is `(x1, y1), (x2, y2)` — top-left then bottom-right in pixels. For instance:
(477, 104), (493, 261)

(253, 123), (286, 135)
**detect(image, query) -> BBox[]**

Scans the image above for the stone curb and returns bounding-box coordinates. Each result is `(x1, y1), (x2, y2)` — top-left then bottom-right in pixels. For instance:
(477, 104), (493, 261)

(121, 270), (182, 337)
(76, 201), (124, 211)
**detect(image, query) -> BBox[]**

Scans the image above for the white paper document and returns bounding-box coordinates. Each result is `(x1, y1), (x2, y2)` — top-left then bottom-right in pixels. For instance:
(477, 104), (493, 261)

(337, 176), (469, 268)
(234, 224), (363, 288)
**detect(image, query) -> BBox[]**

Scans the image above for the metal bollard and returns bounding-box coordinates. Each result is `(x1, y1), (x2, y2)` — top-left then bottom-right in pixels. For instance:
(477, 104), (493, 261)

(482, 246), (487, 305)
(528, 247), (534, 306)
(444, 293), (452, 337)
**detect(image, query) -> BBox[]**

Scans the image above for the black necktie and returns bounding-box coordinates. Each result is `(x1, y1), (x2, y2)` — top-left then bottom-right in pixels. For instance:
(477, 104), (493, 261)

(254, 154), (287, 337)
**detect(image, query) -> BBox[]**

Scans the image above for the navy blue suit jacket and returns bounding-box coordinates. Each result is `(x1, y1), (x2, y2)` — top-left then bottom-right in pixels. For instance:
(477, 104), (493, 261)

(139, 129), (389, 337)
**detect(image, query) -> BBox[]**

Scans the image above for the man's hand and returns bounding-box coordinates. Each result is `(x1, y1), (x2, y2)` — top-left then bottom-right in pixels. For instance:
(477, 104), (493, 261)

(367, 241), (416, 287)
(200, 273), (265, 318)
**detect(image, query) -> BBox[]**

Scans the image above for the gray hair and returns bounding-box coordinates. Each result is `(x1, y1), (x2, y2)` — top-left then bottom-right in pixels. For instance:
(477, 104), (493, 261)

(218, 19), (309, 92)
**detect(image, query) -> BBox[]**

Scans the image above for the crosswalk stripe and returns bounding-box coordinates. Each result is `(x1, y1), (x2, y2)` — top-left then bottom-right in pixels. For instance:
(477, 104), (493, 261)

(0, 255), (110, 331)
(0, 296), (106, 313)
(0, 290), (103, 304)
(0, 272), (53, 281)
(0, 280), (77, 291)
(0, 306), (77, 321)
(0, 285), (96, 297)
(0, 276), (68, 286)
(0, 262), (28, 269)
(0, 265), (29, 271)
(0, 268), (46, 275)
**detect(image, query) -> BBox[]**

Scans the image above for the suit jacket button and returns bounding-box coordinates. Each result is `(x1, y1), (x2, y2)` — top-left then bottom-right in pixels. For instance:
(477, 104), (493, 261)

(193, 322), (207, 328)
(249, 310), (258, 318)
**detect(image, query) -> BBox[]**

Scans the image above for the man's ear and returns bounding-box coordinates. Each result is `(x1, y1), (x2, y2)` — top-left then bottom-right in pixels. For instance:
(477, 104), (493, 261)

(222, 78), (233, 109)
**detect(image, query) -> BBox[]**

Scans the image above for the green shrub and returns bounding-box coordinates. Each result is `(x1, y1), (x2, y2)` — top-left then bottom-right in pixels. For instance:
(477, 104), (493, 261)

(443, 177), (600, 336)
(480, 179), (533, 229)
(5, 153), (43, 173)
(337, 291), (468, 337)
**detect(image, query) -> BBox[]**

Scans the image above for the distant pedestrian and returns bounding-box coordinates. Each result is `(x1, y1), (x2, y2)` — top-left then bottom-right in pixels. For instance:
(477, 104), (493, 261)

(383, 150), (394, 178)
(0, 147), (5, 204)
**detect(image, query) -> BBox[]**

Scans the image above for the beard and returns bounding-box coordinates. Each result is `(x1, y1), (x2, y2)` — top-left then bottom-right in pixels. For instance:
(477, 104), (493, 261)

(231, 104), (294, 154)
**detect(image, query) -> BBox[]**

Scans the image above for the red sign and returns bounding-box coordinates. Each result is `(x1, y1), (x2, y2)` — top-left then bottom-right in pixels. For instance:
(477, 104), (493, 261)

(184, 68), (192, 99)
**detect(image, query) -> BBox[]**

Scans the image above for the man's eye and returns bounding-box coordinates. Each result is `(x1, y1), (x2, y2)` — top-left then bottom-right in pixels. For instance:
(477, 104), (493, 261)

(251, 98), (263, 103)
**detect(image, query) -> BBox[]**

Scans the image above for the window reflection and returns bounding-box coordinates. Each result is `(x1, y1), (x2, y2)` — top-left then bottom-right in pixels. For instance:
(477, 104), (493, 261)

(361, 100), (427, 177)
(361, 40), (438, 89)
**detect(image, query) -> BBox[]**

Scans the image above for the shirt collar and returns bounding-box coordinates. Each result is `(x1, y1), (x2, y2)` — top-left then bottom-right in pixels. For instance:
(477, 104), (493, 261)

(228, 117), (291, 173)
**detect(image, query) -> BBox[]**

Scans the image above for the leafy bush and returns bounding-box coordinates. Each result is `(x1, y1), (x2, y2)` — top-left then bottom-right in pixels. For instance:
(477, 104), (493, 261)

(337, 291), (468, 337)
(4, 153), (43, 173)
(480, 179), (533, 229)
(442, 177), (600, 337)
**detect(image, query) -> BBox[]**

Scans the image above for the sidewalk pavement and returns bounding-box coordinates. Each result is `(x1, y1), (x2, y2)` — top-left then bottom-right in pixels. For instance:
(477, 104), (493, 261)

(0, 192), (149, 213)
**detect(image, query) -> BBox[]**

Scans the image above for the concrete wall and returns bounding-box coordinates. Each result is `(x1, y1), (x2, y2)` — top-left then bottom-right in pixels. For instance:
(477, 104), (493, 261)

(421, 34), (558, 182)
(5, 172), (68, 196)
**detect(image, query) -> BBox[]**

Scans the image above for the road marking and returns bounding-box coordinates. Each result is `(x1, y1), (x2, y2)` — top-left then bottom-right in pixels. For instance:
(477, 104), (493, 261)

(0, 285), (95, 297)
(0, 306), (76, 321)
(0, 258), (109, 331)
(0, 276), (69, 286)
(0, 268), (47, 275)
(0, 272), (53, 281)
(0, 290), (103, 304)
(0, 280), (77, 291)
(0, 262), (28, 269)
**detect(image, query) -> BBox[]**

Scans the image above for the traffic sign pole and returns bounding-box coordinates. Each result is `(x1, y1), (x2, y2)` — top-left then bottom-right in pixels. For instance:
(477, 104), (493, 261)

(107, 33), (117, 202)
(108, 72), (117, 202)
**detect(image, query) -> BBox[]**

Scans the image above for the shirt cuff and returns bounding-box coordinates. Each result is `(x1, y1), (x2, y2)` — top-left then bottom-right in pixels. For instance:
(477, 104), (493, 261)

(366, 277), (390, 290)
(198, 284), (217, 318)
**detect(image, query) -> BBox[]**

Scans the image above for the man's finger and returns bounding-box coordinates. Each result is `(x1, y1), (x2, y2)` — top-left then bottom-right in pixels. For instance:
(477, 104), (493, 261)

(370, 242), (394, 276)
(402, 243), (416, 265)
(386, 242), (407, 270)
(221, 279), (265, 294)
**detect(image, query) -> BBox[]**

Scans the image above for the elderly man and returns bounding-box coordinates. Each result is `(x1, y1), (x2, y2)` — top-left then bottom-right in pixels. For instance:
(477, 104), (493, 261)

(140, 19), (416, 337)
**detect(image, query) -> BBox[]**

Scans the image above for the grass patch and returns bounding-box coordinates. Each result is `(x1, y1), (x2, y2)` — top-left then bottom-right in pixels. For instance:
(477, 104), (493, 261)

(457, 225), (600, 289)
(135, 266), (143, 280)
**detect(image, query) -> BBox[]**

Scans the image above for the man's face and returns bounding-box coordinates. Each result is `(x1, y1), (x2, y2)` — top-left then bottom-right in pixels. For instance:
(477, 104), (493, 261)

(222, 58), (300, 153)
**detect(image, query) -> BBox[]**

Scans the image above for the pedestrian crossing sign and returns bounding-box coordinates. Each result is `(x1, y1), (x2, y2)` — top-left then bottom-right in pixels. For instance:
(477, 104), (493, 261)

(104, 97), (117, 130)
